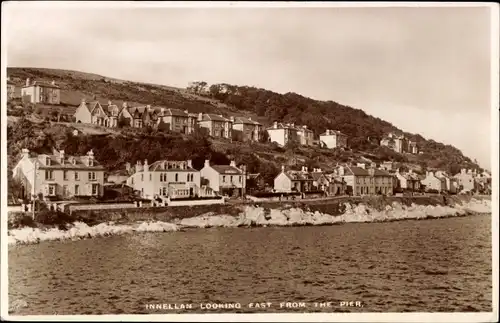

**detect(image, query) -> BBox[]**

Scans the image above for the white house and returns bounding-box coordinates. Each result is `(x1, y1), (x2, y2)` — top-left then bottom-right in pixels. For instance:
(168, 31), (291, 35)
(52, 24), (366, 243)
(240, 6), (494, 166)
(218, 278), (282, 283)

(421, 171), (446, 192)
(319, 129), (348, 149)
(200, 160), (246, 197)
(126, 159), (201, 199)
(274, 166), (314, 193)
(454, 169), (477, 193)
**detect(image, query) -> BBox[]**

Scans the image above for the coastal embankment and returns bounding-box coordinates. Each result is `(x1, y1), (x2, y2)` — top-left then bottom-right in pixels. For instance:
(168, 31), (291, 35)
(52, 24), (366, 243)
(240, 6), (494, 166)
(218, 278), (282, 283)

(7, 195), (492, 246)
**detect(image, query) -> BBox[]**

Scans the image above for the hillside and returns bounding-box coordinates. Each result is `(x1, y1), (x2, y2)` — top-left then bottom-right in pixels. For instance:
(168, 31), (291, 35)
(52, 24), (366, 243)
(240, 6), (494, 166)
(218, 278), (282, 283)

(6, 67), (482, 180)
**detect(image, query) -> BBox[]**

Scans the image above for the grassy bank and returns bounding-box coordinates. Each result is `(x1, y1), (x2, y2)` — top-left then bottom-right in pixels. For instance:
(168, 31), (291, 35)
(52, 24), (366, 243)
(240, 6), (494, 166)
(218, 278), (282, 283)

(8, 195), (490, 231)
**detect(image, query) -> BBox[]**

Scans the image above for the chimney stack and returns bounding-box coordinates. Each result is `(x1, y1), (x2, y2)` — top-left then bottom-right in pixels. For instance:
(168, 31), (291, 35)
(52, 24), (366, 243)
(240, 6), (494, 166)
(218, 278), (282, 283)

(230, 116), (235, 122)
(25, 78), (30, 86)
(230, 160), (236, 168)
(144, 159), (149, 171)
(59, 150), (65, 163)
(204, 159), (210, 167)
(125, 162), (131, 172)
(338, 166), (344, 176)
(108, 100), (112, 106)
(81, 98), (86, 104)
(273, 121), (278, 129)
(122, 102), (128, 108)
(198, 113), (203, 121)
(22, 148), (30, 159)
(281, 165), (285, 172)
(51, 80), (56, 86)
(187, 160), (192, 168)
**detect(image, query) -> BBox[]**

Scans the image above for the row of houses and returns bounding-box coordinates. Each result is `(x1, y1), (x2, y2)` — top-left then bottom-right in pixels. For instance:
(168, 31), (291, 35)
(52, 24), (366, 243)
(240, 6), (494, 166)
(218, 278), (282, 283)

(12, 147), (491, 204)
(12, 148), (247, 201)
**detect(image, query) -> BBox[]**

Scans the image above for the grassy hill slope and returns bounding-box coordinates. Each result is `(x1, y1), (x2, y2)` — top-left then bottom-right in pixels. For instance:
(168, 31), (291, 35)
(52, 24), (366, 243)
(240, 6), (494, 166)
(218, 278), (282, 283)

(6, 67), (482, 178)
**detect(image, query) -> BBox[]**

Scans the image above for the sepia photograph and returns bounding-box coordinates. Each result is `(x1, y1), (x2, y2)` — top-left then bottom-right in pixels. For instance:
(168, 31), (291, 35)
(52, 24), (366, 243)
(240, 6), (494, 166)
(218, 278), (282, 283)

(1, 1), (498, 322)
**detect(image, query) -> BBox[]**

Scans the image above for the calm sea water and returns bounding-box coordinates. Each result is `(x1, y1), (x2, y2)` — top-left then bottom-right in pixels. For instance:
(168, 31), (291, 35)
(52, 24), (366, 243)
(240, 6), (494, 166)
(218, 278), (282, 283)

(8, 214), (492, 315)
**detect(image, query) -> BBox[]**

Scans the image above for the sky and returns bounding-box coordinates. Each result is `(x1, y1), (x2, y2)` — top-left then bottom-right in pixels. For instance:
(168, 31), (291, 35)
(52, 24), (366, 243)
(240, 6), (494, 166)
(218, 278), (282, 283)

(3, 2), (496, 170)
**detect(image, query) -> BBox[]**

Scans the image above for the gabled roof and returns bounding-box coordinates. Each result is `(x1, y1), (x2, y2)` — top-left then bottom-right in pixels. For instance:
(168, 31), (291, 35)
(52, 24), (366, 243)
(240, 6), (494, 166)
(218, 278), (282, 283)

(211, 165), (243, 175)
(233, 117), (261, 125)
(341, 166), (392, 177)
(282, 170), (314, 181)
(311, 172), (327, 181)
(29, 153), (105, 170)
(267, 123), (312, 133)
(146, 160), (196, 172)
(200, 114), (231, 122)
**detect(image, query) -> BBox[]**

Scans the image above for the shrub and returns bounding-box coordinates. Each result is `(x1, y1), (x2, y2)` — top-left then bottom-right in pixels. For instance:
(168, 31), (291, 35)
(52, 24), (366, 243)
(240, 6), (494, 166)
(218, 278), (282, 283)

(9, 214), (36, 229)
(34, 210), (76, 227)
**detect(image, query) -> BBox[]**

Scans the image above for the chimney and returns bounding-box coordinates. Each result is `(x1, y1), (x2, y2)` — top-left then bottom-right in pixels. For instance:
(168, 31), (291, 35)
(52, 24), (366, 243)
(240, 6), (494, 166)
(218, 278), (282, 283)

(273, 121), (278, 129)
(326, 129), (330, 135)
(291, 123), (295, 127)
(338, 166), (344, 176)
(368, 168), (375, 176)
(144, 159), (149, 171)
(281, 165), (285, 172)
(59, 150), (65, 163)
(51, 80), (56, 86)
(108, 100), (112, 106)
(204, 159), (210, 167)
(184, 110), (189, 114)
(187, 160), (192, 168)
(409, 169), (413, 174)
(461, 168), (466, 174)
(357, 163), (366, 169)
(22, 148), (30, 159)
(125, 162), (131, 172)
(146, 105), (151, 110)
(81, 98), (86, 104)
(122, 102), (128, 108)
(230, 160), (236, 168)
(136, 160), (143, 172)
(25, 78), (30, 86)
(198, 113), (203, 121)
(230, 116), (235, 122)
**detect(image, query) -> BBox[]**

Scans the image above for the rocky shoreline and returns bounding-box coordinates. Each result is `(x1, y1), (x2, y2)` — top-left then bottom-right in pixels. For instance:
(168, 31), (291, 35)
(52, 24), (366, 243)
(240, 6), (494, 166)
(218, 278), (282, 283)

(7, 197), (492, 246)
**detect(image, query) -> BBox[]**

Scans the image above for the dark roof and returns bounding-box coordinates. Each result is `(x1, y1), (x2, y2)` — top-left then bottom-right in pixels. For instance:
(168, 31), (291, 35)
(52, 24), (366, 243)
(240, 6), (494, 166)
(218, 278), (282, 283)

(342, 166), (392, 177)
(31, 153), (105, 170)
(162, 108), (189, 117)
(212, 165), (243, 175)
(147, 160), (195, 172)
(267, 123), (313, 133)
(282, 171), (314, 181)
(234, 117), (261, 125)
(201, 114), (231, 122)
(311, 172), (326, 181)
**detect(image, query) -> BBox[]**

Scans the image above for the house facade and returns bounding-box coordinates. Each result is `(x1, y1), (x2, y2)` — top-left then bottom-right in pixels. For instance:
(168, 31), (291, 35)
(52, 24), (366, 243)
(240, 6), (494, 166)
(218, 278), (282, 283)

(380, 133), (418, 154)
(7, 77), (18, 99)
(454, 169), (477, 193)
(232, 117), (262, 141)
(74, 100), (122, 127)
(12, 148), (105, 199)
(267, 122), (313, 147)
(421, 171), (446, 192)
(336, 165), (394, 196)
(197, 113), (233, 139)
(395, 169), (421, 191)
(200, 160), (246, 197)
(21, 78), (60, 105)
(126, 159), (201, 199)
(435, 171), (458, 193)
(273, 166), (314, 193)
(157, 108), (197, 134)
(319, 129), (348, 149)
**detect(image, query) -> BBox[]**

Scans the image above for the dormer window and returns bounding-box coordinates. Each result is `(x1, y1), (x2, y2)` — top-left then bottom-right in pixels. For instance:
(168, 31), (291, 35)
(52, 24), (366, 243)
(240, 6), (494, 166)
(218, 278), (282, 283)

(45, 157), (51, 166)
(88, 159), (94, 167)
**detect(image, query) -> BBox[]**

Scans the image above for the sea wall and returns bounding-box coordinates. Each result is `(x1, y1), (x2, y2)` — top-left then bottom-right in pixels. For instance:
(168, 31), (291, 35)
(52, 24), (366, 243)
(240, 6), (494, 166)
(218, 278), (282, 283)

(7, 195), (492, 246)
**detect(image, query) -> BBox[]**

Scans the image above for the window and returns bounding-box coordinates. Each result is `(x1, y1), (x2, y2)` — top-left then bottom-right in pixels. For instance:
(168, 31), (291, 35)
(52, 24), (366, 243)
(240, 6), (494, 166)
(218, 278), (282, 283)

(63, 170), (68, 180)
(63, 185), (68, 196)
(239, 176), (242, 183)
(149, 174), (152, 181)
(141, 174), (144, 181)
(223, 175), (226, 182)
(230, 176), (233, 182)
(175, 173), (178, 182)
(74, 185), (80, 195)
(75, 172), (80, 180)
(356, 178), (360, 184)
(88, 172), (96, 181)
(45, 170), (54, 180)
(88, 159), (94, 167)
(48, 185), (55, 196)
(162, 187), (167, 196)
(92, 184), (99, 196)
(45, 157), (51, 166)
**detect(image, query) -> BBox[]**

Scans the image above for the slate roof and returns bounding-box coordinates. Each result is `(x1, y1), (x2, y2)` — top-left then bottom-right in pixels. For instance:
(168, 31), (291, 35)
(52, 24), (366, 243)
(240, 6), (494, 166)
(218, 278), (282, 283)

(200, 114), (231, 122)
(233, 117), (261, 125)
(267, 122), (313, 133)
(282, 171), (314, 181)
(147, 160), (196, 172)
(212, 165), (243, 175)
(342, 166), (392, 177)
(29, 152), (105, 170)
(319, 130), (347, 137)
